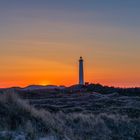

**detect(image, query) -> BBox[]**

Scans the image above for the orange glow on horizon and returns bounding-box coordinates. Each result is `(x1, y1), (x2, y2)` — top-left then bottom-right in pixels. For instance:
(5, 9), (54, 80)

(0, 56), (139, 88)
(0, 75), (139, 88)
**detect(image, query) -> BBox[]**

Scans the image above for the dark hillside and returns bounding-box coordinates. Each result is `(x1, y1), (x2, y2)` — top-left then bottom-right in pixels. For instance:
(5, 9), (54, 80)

(0, 92), (140, 140)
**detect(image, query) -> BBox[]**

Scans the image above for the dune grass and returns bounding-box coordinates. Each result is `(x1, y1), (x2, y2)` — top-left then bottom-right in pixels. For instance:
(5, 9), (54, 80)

(0, 91), (140, 140)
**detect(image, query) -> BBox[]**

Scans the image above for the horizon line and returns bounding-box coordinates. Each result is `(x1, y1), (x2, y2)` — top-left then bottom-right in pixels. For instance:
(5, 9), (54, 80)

(0, 83), (139, 89)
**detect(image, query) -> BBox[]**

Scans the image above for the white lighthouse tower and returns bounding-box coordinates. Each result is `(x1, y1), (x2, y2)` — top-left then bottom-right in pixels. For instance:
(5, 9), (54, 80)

(79, 56), (84, 85)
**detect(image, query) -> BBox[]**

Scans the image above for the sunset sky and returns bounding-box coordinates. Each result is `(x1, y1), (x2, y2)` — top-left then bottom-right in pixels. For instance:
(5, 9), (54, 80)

(0, 0), (140, 88)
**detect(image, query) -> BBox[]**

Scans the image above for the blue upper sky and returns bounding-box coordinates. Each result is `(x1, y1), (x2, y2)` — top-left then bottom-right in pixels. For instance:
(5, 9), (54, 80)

(0, 0), (140, 31)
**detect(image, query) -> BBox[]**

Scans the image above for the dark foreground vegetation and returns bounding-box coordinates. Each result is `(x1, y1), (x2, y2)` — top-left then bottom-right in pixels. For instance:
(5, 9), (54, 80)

(0, 88), (140, 140)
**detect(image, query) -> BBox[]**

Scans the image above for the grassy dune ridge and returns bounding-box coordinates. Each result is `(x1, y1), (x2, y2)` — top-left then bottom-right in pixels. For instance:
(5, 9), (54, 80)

(0, 91), (140, 140)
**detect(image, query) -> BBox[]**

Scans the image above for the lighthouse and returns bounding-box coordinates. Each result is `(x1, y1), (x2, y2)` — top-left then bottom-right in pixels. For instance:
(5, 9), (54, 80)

(79, 56), (84, 85)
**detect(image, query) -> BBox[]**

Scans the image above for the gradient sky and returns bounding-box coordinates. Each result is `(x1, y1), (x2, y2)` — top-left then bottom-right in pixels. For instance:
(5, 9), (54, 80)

(0, 0), (140, 88)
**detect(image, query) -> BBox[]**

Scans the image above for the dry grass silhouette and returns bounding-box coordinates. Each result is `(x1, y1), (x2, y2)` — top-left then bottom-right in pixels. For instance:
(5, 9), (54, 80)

(0, 91), (140, 140)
